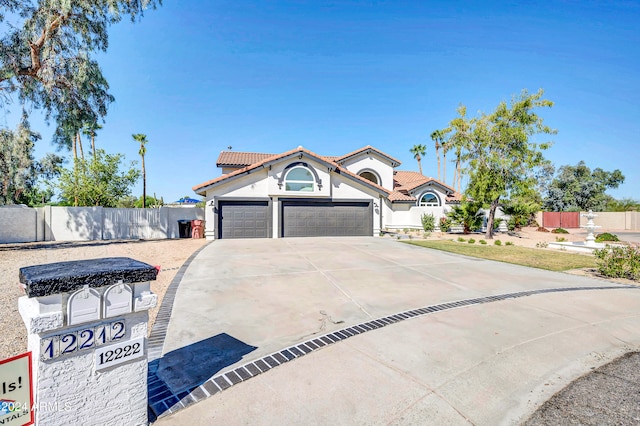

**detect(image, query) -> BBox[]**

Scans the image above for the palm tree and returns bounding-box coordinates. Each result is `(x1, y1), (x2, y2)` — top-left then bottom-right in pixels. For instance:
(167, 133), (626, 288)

(430, 130), (446, 181)
(83, 122), (102, 158)
(132, 133), (148, 208)
(410, 144), (427, 175)
(441, 140), (448, 185)
(453, 146), (462, 193)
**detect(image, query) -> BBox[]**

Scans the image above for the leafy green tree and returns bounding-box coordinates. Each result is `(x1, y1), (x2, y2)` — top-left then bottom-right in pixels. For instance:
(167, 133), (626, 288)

(446, 200), (485, 234)
(543, 161), (625, 212)
(445, 89), (556, 239)
(605, 198), (639, 212)
(0, 1), (160, 145)
(134, 195), (163, 208)
(410, 144), (427, 175)
(0, 121), (62, 205)
(132, 133), (148, 208)
(58, 149), (139, 207)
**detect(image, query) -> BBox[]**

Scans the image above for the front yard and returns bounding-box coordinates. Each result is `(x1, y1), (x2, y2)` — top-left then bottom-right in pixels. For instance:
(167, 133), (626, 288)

(404, 239), (596, 272)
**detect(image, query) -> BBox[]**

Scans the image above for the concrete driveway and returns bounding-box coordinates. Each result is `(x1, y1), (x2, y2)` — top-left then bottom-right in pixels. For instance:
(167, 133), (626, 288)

(151, 237), (640, 425)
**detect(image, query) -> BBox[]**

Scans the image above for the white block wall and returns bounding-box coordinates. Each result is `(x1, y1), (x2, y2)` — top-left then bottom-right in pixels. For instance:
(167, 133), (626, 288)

(0, 206), (204, 243)
(0, 205), (37, 243)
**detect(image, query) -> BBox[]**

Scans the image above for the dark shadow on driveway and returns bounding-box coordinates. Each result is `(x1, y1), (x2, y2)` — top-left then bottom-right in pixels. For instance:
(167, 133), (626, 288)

(148, 333), (257, 420)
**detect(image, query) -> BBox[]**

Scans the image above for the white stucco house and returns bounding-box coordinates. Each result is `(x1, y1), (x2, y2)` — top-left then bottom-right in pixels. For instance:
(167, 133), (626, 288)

(193, 145), (461, 239)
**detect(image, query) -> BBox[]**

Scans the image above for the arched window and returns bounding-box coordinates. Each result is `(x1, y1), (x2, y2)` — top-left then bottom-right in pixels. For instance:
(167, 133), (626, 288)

(358, 171), (379, 185)
(285, 166), (314, 192)
(418, 192), (440, 207)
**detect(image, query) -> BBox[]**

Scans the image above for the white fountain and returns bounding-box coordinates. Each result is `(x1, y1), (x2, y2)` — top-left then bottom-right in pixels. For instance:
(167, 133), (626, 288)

(582, 210), (601, 247)
(548, 210), (606, 253)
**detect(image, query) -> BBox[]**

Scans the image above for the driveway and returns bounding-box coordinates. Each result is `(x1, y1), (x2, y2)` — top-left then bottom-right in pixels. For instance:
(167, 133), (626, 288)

(151, 237), (640, 425)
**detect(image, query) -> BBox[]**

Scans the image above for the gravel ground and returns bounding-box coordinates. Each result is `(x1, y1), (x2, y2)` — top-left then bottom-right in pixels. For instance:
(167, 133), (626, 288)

(0, 238), (207, 360)
(525, 352), (640, 425)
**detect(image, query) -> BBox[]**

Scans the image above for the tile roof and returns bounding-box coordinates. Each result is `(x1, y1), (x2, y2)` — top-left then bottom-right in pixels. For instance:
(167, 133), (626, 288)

(194, 147), (391, 196)
(394, 171), (458, 194)
(198, 148), (460, 203)
(388, 191), (416, 202)
(216, 151), (277, 167)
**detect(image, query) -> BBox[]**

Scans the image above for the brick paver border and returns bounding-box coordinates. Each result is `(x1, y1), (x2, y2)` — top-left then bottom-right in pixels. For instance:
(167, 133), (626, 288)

(148, 284), (638, 420)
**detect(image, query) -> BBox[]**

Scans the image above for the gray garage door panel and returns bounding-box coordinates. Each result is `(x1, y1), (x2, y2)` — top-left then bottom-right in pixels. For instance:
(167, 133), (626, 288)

(219, 202), (270, 239)
(282, 201), (371, 237)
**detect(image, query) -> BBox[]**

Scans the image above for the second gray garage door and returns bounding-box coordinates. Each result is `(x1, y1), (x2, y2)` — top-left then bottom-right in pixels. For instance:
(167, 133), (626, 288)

(282, 200), (372, 237)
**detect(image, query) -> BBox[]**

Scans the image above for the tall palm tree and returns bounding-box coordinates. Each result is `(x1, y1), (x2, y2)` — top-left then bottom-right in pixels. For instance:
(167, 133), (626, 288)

(132, 133), (148, 208)
(441, 140), (448, 185)
(430, 130), (446, 181)
(83, 122), (102, 158)
(410, 144), (427, 175)
(453, 146), (462, 193)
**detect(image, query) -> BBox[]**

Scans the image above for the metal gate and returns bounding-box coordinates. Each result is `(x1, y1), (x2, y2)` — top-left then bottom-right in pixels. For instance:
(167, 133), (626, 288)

(542, 212), (580, 228)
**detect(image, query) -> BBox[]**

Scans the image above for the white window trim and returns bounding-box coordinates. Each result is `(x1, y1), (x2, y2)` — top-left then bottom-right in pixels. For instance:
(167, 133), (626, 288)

(284, 166), (315, 192)
(418, 191), (440, 207)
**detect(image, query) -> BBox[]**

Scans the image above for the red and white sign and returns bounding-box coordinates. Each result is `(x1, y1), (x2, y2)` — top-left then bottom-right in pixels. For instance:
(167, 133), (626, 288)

(0, 352), (34, 426)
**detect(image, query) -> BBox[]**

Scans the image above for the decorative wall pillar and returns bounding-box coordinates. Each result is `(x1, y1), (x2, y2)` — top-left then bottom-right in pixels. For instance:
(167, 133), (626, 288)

(18, 257), (158, 426)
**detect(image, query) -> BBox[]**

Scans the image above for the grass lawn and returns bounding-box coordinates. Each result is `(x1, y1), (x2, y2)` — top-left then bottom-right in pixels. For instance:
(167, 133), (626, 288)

(403, 240), (596, 272)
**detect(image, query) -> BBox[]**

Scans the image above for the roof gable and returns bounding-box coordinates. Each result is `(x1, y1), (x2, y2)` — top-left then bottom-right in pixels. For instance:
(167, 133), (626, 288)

(334, 145), (401, 167)
(194, 147), (391, 196)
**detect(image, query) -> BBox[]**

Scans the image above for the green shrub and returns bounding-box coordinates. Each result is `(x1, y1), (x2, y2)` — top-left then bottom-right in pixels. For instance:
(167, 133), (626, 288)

(596, 233), (619, 242)
(439, 216), (452, 232)
(552, 227), (569, 234)
(403, 228), (409, 234)
(421, 213), (436, 232)
(479, 239), (487, 244)
(555, 236), (567, 242)
(505, 241), (514, 246)
(457, 237), (466, 242)
(423, 232), (431, 239)
(494, 240), (502, 246)
(468, 238), (476, 244)
(446, 201), (484, 234)
(594, 244), (640, 280)
(501, 199), (540, 230)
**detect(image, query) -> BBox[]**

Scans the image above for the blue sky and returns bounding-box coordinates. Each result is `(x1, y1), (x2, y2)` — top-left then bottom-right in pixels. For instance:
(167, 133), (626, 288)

(20, 1), (640, 202)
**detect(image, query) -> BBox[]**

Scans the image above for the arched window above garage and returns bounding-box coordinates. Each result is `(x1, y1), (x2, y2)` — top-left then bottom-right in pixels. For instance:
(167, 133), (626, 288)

(418, 192), (440, 207)
(285, 166), (314, 192)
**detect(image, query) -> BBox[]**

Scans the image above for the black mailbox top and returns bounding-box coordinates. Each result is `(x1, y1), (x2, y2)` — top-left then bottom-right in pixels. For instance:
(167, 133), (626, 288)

(19, 257), (158, 298)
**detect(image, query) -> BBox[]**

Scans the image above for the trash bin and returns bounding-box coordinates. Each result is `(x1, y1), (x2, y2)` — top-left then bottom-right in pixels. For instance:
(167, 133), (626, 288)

(177, 220), (192, 238)
(191, 220), (204, 239)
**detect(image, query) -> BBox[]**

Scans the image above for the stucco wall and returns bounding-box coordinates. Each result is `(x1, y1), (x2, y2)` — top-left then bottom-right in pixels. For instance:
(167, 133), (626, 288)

(386, 204), (449, 230)
(577, 211), (639, 230)
(0, 205), (38, 243)
(340, 153), (395, 190)
(0, 206), (204, 243)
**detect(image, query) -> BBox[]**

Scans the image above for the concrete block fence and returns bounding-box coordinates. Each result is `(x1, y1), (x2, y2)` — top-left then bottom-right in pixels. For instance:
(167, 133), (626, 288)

(0, 205), (204, 244)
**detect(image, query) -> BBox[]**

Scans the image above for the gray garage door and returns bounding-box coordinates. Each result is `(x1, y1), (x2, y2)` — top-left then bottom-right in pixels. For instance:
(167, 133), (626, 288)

(219, 201), (270, 239)
(282, 201), (371, 237)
